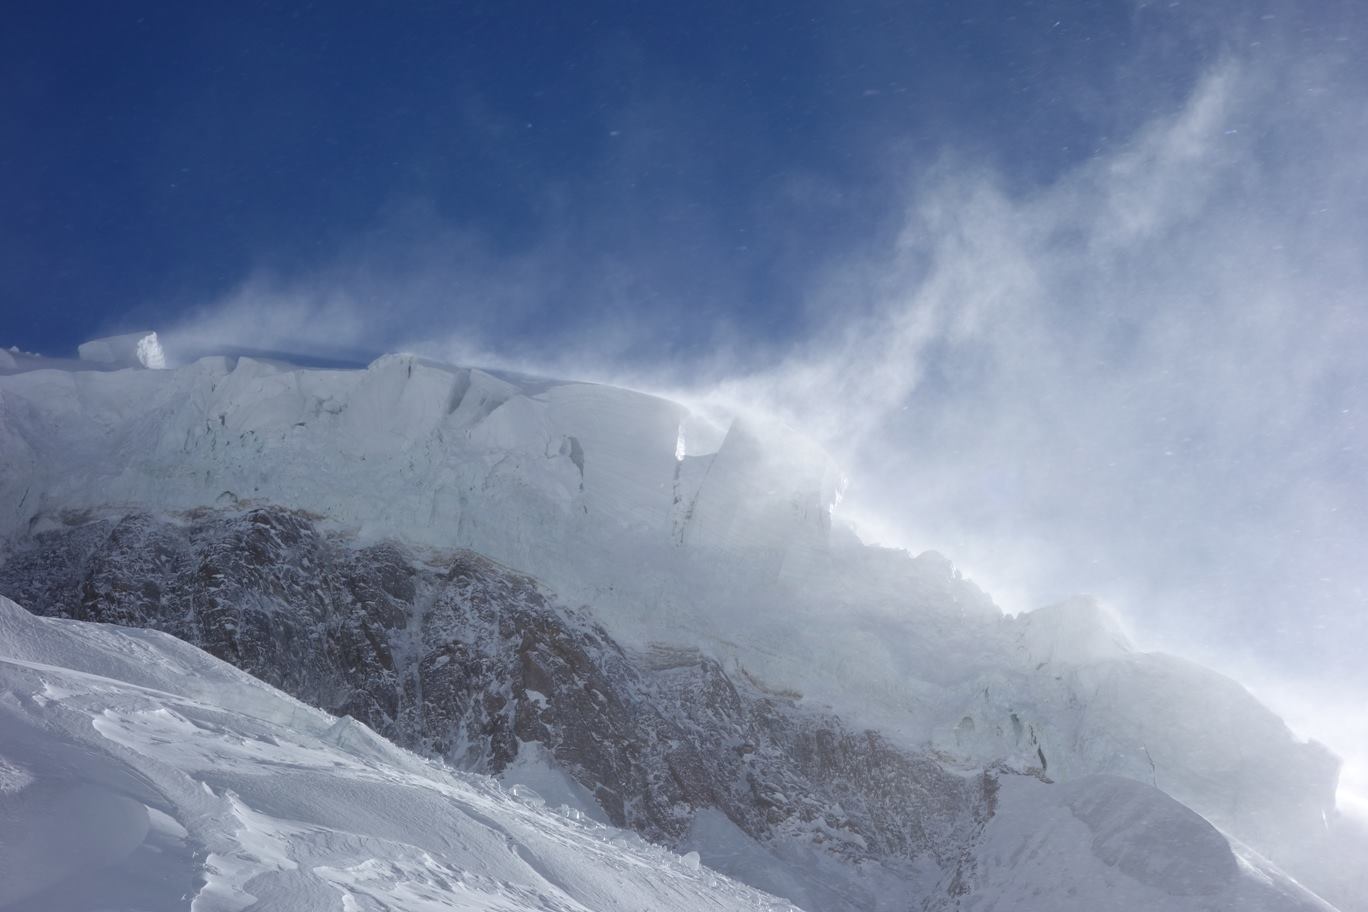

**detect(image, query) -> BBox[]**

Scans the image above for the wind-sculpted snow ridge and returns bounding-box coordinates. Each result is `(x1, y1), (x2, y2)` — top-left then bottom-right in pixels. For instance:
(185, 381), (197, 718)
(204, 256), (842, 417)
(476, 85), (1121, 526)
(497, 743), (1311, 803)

(0, 595), (800, 912)
(0, 351), (1361, 910)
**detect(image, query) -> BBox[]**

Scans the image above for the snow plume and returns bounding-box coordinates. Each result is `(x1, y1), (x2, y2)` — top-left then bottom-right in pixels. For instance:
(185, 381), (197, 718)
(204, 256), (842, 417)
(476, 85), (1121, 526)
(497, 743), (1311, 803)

(702, 54), (1365, 632)
(705, 56), (1368, 813)
(773, 66), (1368, 821)
(75, 331), (169, 370)
(161, 22), (1368, 817)
(134, 332), (167, 369)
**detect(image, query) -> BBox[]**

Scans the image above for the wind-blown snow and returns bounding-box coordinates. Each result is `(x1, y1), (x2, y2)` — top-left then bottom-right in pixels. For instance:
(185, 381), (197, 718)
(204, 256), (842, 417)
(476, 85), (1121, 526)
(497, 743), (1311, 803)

(0, 595), (795, 912)
(75, 331), (168, 370)
(136, 332), (168, 369)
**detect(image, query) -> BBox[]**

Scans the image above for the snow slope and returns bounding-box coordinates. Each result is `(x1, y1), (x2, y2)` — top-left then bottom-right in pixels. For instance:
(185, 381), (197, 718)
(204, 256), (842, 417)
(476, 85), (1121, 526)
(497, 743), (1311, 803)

(0, 595), (796, 912)
(942, 774), (1336, 912)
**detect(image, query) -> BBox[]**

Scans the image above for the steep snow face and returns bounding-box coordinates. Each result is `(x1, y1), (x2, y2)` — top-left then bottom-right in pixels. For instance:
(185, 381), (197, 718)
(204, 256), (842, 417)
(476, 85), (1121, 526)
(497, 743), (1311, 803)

(942, 775), (1336, 912)
(0, 595), (797, 912)
(1009, 596), (1132, 666)
(678, 416), (847, 586)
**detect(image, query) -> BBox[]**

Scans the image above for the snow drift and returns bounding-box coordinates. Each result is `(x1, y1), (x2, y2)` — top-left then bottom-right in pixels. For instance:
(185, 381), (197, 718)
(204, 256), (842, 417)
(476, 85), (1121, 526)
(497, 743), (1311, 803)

(0, 595), (795, 911)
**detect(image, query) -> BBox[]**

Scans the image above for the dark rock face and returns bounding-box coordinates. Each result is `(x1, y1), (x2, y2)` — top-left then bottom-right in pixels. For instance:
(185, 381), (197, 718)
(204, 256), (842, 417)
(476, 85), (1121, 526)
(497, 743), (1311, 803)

(0, 506), (997, 904)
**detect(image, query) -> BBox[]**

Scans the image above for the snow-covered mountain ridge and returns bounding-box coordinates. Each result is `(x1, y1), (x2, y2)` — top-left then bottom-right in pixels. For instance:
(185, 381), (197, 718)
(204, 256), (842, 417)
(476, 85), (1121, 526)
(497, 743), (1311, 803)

(0, 351), (1362, 910)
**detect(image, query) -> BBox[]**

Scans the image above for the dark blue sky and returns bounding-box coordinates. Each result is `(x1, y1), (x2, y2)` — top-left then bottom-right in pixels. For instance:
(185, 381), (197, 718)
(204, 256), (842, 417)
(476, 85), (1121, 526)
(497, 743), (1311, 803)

(1, 0), (1228, 355)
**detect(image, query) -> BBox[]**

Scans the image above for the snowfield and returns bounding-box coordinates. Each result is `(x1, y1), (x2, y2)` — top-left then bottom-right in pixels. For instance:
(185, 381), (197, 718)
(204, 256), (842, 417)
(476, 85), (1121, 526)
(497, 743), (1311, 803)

(0, 595), (797, 911)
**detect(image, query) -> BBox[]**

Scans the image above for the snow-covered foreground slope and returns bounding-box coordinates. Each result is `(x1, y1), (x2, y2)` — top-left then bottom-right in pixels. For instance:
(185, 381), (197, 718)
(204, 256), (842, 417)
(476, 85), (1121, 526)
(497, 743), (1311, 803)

(0, 596), (795, 912)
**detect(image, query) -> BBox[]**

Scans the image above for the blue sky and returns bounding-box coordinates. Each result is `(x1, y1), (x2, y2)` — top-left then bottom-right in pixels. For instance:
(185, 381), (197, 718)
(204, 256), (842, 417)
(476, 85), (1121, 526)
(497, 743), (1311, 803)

(4, 2), (1368, 803)
(5, 1), (1222, 356)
